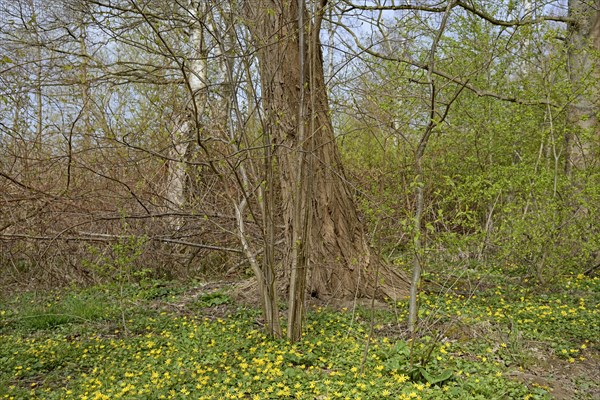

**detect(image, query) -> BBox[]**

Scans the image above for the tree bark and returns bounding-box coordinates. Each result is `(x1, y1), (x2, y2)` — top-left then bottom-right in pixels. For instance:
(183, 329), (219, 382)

(246, 1), (409, 302)
(165, 0), (207, 228)
(566, 0), (600, 174)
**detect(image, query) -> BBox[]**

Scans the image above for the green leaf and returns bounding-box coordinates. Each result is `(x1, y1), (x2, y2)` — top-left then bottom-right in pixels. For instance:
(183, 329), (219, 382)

(419, 367), (453, 385)
(383, 356), (403, 371)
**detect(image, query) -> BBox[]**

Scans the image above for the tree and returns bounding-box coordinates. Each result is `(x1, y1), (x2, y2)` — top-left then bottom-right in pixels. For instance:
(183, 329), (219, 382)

(566, 0), (600, 174)
(163, 1), (208, 229)
(245, 0), (409, 340)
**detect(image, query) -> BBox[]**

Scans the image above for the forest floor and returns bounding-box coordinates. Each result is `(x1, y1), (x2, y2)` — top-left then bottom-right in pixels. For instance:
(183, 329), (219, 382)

(0, 269), (598, 399)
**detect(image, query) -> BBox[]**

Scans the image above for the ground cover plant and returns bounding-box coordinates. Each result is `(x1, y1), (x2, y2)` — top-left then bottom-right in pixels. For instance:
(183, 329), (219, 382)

(1, 272), (598, 400)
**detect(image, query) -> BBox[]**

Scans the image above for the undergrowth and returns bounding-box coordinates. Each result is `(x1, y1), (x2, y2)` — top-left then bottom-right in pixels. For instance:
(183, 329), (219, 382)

(0, 273), (598, 399)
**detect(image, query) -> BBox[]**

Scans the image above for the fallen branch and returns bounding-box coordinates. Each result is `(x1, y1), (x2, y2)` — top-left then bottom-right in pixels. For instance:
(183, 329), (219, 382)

(0, 233), (242, 253)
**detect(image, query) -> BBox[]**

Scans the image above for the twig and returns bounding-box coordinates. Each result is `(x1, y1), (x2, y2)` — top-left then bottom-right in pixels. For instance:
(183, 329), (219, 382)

(0, 233), (242, 253)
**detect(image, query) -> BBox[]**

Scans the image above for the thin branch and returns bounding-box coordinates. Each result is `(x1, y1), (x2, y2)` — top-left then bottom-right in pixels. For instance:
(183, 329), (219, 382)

(0, 232), (242, 253)
(340, 0), (573, 26)
(337, 24), (558, 107)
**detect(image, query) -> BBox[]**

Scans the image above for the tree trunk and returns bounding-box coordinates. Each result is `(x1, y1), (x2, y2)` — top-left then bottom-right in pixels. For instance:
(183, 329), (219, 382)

(566, 0), (600, 174)
(246, 1), (409, 302)
(165, 1), (207, 228)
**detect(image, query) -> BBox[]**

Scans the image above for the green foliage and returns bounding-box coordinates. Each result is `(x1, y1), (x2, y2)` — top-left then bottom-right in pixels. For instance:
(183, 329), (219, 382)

(195, 291), (231, 308)
(1, 274), (598, 399)
(0, 289), (116, 333)
(135, 280), (183, 300)
(336, 0), (599, 289)
(379, 341), (454, 386)
(83, 235), (149, 284)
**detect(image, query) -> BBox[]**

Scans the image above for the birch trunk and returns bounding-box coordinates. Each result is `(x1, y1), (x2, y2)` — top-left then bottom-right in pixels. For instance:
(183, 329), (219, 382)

(165, 1), (207, 227)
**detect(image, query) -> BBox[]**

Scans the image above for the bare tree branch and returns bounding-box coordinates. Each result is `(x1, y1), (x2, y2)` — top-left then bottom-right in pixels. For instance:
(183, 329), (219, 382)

(341, 0), (573, 26)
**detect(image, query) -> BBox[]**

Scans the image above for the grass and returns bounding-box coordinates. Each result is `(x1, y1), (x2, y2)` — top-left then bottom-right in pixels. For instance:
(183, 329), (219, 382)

(0, 273), (598, 399)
